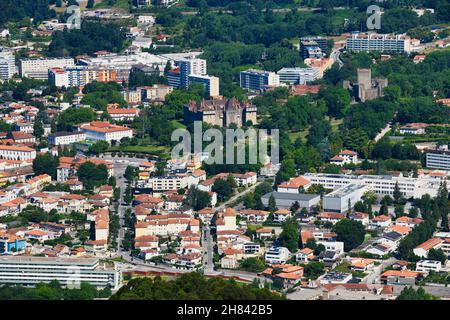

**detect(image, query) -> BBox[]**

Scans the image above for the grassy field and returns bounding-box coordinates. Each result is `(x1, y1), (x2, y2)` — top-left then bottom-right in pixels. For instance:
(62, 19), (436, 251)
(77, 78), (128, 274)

(288, 127), (310, 143)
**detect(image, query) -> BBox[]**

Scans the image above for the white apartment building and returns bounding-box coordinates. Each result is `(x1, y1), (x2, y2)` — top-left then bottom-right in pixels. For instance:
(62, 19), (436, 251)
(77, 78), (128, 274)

(345, 32), (412, 53)
(0, 50), (15, 80)
(301, 173), (442, 198)
(48, 132), (86, 146)
(150, 175), (188, 191)
(78, 121), (133, 143)
(0, 256), (121, 289)
(277, 67), (319, 85)
(416, 260), (442, 273)
(0, 145), (36, 161)
(265, 246), (290, 265)
(20, 57), (75, 80)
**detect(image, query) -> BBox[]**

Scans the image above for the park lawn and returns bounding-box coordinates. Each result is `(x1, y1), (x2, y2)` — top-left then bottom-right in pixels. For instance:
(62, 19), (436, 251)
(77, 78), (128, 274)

(288, 127), (309, 143)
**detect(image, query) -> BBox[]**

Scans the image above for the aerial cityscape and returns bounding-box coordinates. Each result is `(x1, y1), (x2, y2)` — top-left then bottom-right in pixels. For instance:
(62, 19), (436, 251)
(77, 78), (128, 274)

(0, 0), (449, 304)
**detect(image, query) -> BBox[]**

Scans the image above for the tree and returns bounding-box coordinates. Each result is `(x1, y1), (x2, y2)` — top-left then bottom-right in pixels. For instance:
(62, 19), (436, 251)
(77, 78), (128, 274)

(111, 273), (284, 300)
(124, 166), (137, 182)
(332, 219), (365, 252)
(57, 107), (97, 131)
(89, 141), (109, 155)
(396, 286), (438, 300)
(240, 257), (266, 273)
(184, 187), (212, 211)
(268, 194), (277, 212)
(277, 218), (299, 253)
(303, 262), (325, 280)
(77, 162), (109, 190)
(33, 153), (59, 179)
(428, 248), (447, 264)
(393, 182), (402, 204)
(86, 0), (94, 8)
(212, 179), (233, 201)
(318, 86), (351, 118)
(33, 120), (44, 139)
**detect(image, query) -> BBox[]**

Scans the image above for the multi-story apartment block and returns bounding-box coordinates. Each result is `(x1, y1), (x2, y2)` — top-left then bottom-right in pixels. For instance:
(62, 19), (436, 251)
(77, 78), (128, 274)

(188, 74), (220, 97)
(177, 58), (207, 89)
(138, 84), (173, 102)
(0, 256), (121, 289)
(345, 32), (412, 53)
(239, 69), (280, 92)
(426, 149), (450, 170)
(150, 175), (188, 191)
(0, 50), (15, 80)
(121, 90), (142, 104)
(0, 145), (36, 161)
(20, 57), (75, 80)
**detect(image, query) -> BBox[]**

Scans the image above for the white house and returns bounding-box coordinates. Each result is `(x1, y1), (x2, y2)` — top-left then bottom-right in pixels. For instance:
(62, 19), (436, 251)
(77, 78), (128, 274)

(265, 246), (290, 265)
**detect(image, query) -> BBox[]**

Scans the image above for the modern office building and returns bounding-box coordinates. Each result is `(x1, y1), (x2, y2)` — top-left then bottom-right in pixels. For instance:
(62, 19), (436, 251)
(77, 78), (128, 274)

(300, 173), (442, 198)
(239, 69), (280, 92)
(0, 256), (121, 289)
(261, 192), (320, 209)
(188, 74), (220, 97)
(345, 32), (412, 53)
(20, 57), (75, 80)
(0, 50), (15, 80)
(323, 184), (368, 213)
(277, 67), (319, 85)
(426, 149), (450, 170)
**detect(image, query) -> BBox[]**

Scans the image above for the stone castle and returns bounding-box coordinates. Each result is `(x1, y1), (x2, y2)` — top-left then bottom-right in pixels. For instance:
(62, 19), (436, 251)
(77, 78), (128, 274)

(343, 68), (388, 102)
(184, 97), (257, 128)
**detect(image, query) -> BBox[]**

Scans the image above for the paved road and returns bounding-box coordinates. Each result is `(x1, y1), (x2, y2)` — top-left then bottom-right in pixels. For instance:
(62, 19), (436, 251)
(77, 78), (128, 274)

(363, 257), (397, 285)
(331, 48), (344, 69)
(180, 6), (351, 15)
(202, 225), (214, 272)
(215, 181), (263, 211)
